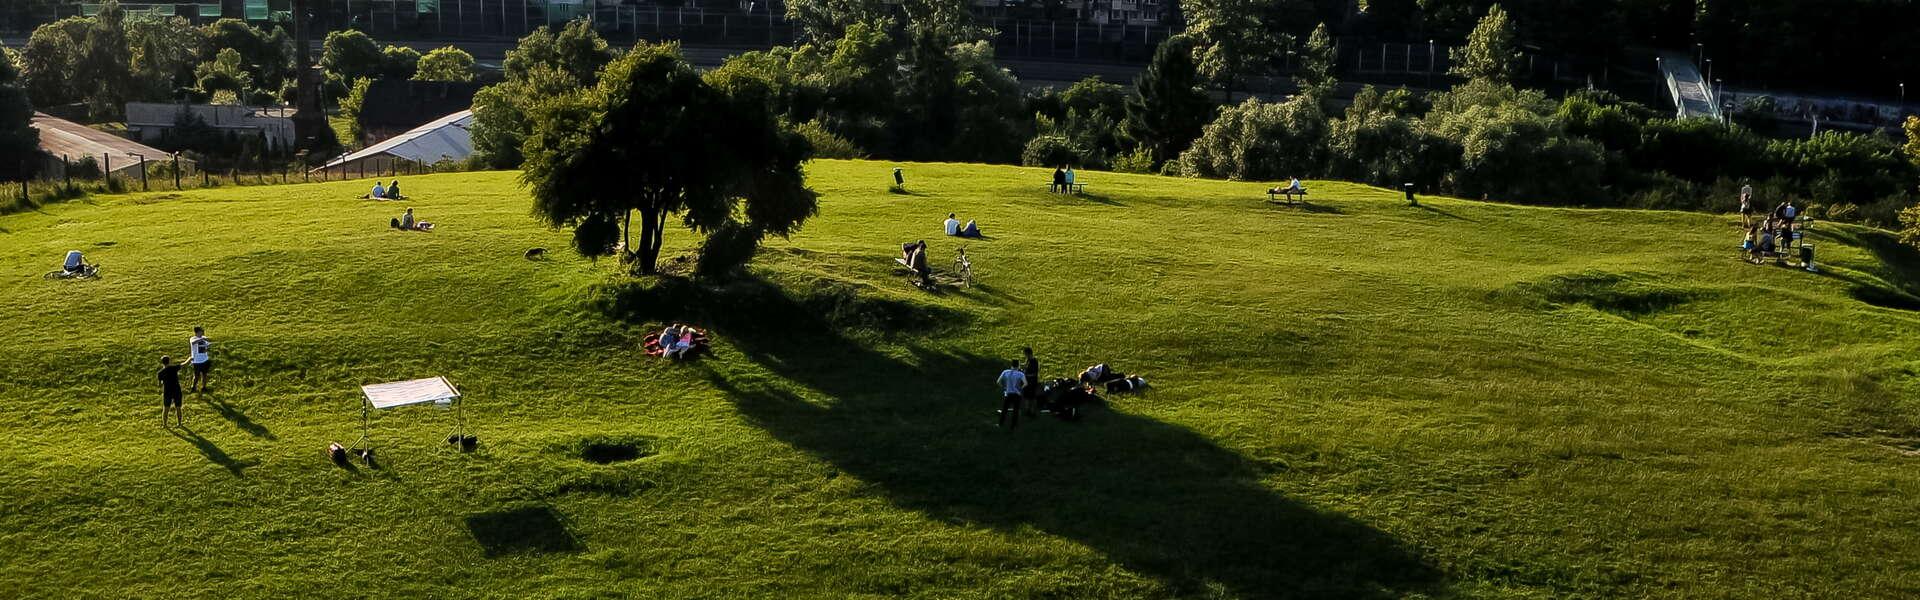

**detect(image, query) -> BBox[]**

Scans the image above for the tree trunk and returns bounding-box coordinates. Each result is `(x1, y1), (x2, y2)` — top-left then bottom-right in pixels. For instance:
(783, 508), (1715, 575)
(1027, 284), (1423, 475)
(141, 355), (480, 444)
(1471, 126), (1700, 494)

(635, 208), (659, 275)
(623, 209), (632, 257)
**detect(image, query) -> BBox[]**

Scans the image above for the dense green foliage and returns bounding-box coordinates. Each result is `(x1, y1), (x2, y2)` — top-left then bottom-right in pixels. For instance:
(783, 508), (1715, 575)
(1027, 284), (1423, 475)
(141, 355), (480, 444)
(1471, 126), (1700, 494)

(520, 42), (818, 275)
(5, 163), (1920, 597)
(1448, 4), (1519, 84)
(1124, 35), (1212, 170)
(0, 40), (35, 181)
(413, 47), (476, 82)
(471, 23), (620, 170)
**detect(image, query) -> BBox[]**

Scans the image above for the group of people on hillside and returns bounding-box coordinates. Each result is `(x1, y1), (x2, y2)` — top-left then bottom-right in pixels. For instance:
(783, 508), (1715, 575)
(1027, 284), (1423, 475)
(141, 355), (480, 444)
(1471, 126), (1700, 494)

(156, 326), (214, 427)
(944, 213), (982, 238)
(1049, 166), (1078, 193)
(993, 348), (1146, 430)
(1737, 182), (1805, 266)
(900, 240), (934, 287)
(653, 323), (704, 360)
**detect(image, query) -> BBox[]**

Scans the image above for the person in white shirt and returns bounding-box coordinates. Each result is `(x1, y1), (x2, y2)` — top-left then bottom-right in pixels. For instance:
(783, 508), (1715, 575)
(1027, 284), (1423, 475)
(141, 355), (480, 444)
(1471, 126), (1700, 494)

(1288, 177), (1304, 192)
(945, 213), (961, 236)
(187, 326), (212, 392)
(1739, 182), (1755, 226)
(996, 360), (1027, 429)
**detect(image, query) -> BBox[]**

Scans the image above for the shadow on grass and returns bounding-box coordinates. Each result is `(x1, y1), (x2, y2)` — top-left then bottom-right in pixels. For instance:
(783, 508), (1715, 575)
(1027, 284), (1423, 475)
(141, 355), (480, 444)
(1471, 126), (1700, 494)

(597, 275), (1439, 597)
(1266, 200), (1346, 215)
(465, 504), (580, 558)
(204, 393), (275, 440)
(1413, 204), (1474, 222)
(168, 426), (255, 477)
(1809, 228), (1920, 311)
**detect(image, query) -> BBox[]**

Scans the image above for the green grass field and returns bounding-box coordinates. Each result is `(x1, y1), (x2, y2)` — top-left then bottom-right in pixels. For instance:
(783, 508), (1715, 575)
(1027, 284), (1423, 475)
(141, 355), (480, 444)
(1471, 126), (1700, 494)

(2, 160), (1917, 599)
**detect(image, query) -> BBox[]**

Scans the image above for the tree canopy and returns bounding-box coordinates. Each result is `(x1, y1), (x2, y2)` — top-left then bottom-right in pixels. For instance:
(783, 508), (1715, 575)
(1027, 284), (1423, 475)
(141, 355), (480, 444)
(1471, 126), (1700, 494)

(1449, 4), (1521, 85)
(520, 42), (818, 276)
(1124, 35), (1212, 169)
(414, 47), (476, 82)
(0, 41), (38, 182)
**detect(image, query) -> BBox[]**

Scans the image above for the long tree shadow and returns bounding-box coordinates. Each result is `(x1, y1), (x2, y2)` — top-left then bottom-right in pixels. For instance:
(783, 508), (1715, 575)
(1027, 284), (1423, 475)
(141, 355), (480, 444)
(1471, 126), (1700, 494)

(168, 426), (256, 477)
(599, 275), (1439, 598)
(204, 393), (276, 440)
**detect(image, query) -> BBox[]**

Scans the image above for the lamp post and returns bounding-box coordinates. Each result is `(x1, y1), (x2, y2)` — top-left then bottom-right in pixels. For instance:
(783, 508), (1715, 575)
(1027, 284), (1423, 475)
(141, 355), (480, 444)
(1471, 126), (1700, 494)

(1427, 39), (1435, 87)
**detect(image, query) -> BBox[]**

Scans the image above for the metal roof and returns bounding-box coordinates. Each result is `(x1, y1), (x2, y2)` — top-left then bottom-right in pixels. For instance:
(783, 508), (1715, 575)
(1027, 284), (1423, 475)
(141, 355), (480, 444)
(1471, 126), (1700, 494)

(318, 110), (474, 170)
(32, 113), (181, 173)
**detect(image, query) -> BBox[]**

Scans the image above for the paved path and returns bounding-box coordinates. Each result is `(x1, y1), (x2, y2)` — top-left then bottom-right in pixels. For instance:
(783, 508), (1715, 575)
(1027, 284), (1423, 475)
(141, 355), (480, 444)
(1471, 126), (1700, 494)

(1657, 51), (1717, 119)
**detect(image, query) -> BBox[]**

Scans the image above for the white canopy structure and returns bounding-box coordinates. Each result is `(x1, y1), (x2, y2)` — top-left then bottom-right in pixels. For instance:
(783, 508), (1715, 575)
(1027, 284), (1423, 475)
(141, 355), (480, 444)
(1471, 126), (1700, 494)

(315, 110), (474, 174)
(351, 376), (467, 455)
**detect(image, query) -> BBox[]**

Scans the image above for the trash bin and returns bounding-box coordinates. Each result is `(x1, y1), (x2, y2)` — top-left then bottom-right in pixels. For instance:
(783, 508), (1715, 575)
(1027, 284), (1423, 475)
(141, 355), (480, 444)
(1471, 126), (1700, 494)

(1800, 243), (1816, 271)
(893, 167), (904, 186)
(1403, 183), (1417, 206)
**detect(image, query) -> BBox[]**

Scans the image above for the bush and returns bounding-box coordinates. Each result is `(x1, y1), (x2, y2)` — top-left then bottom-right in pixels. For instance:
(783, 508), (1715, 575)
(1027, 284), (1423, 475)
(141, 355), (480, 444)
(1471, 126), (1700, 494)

(1176, 95), (1327, 180)
(1021, 135), (1085, 168)
(695, 223), (762, 280)
(1110, 147), (1156, 174)
(793, 120), (866, 159)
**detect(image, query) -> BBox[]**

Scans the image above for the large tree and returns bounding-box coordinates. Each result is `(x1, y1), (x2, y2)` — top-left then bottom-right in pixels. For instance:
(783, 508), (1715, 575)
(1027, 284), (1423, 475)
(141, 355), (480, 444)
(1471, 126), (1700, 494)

(1181, 0), (1283, 98)
(1450, 4), (1521, 85)
(0, 41), (38, 182)
(471, 23), (618, 169)
(521, 43), (818, 276)
(1124, 35), (1213, 168)
(1295, 22), (1336, 93)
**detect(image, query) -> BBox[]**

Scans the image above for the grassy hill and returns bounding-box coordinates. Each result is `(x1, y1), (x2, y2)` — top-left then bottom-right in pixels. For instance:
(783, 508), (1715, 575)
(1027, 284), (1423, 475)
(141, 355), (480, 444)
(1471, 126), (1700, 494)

(2, 160), (1917, 599)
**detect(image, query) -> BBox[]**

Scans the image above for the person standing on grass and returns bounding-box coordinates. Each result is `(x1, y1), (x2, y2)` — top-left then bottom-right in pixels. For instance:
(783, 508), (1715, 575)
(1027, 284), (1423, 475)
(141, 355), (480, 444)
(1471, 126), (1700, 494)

(1739, 181), (1754, 227)
(1021, 347), (1041, 415)
(187, 326), (212, 393)
(996, 360), (1027, 430)
(159, 355), (184, 427)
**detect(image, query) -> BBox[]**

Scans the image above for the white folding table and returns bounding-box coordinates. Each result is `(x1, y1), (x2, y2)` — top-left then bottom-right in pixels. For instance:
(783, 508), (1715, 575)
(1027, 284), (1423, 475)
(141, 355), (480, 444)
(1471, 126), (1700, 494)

(351, 376), (466, 454)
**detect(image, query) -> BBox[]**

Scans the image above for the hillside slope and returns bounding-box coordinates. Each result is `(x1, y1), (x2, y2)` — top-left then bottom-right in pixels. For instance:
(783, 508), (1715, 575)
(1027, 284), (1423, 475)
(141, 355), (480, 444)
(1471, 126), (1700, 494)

(1, 161), (1916, 599)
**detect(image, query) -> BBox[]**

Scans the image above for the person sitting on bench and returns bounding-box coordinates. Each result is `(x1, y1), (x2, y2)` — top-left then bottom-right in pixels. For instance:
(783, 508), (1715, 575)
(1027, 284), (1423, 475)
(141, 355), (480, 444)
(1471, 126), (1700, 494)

(1269, 177), (1306, 199)
(945, 213), (961, 236)
(901, 240), (926, 263)
(1051, 167), (1066, 193)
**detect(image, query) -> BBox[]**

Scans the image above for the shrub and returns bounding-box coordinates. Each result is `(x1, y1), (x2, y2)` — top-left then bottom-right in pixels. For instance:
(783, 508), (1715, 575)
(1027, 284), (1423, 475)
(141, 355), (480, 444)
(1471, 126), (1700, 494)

(695, 223), (762, 280)
(1176, 95), (1327, 180)
(1110, 147), (1156, 174)
(793, 120), (866, 159)
(1021, 135), (1085, 168)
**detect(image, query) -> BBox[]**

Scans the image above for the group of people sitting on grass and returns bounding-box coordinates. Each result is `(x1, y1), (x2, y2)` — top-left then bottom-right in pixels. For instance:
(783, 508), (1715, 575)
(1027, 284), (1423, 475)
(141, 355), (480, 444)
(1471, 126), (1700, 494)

(944, 213), (982, 238)
(645, 323), (709, 360)
(365, 180), (406, 200)
(992, 347), (1147, 430)
(390, 207), (434, 232)
(1738, 190), (1805, 266)
(1049, 165), (1078, 193)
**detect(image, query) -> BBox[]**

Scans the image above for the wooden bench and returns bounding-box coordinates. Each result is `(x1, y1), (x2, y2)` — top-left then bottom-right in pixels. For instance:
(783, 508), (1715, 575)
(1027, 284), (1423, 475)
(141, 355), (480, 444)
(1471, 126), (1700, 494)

(1049, 183), (1087, 195)
(1266, 188), (1307, 204)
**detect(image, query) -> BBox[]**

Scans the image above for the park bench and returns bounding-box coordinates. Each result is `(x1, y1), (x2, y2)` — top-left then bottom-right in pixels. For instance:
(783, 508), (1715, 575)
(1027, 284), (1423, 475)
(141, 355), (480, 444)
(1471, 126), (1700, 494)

(1049, 183), (1087, 195)
(1267, 188), (1307, 204)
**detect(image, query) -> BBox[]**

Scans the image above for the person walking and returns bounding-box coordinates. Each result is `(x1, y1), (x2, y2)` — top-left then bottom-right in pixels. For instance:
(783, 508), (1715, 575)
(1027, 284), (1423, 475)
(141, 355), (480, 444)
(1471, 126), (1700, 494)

(159, 355), (184, 427)
(996, 360), (1027, 429)
(1021, 347), (1041, 416)
(187, 326), (212, 393)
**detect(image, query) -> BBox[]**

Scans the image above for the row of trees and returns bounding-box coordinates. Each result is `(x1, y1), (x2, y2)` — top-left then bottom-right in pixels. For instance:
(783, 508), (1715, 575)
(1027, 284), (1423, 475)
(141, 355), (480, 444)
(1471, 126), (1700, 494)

(1173, 9), (1918, 226)
(14, 0), (476, 120)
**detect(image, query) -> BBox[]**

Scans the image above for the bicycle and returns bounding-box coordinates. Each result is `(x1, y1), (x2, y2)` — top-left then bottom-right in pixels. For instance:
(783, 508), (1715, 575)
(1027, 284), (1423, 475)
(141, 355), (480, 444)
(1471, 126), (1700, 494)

(44, 263), (101, 280)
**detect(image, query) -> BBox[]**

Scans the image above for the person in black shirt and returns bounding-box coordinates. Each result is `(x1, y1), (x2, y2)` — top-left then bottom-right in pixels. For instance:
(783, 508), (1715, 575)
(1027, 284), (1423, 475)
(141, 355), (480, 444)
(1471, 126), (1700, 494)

(1021, 347), (1041, 415)
(158, 355), (184, 427)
